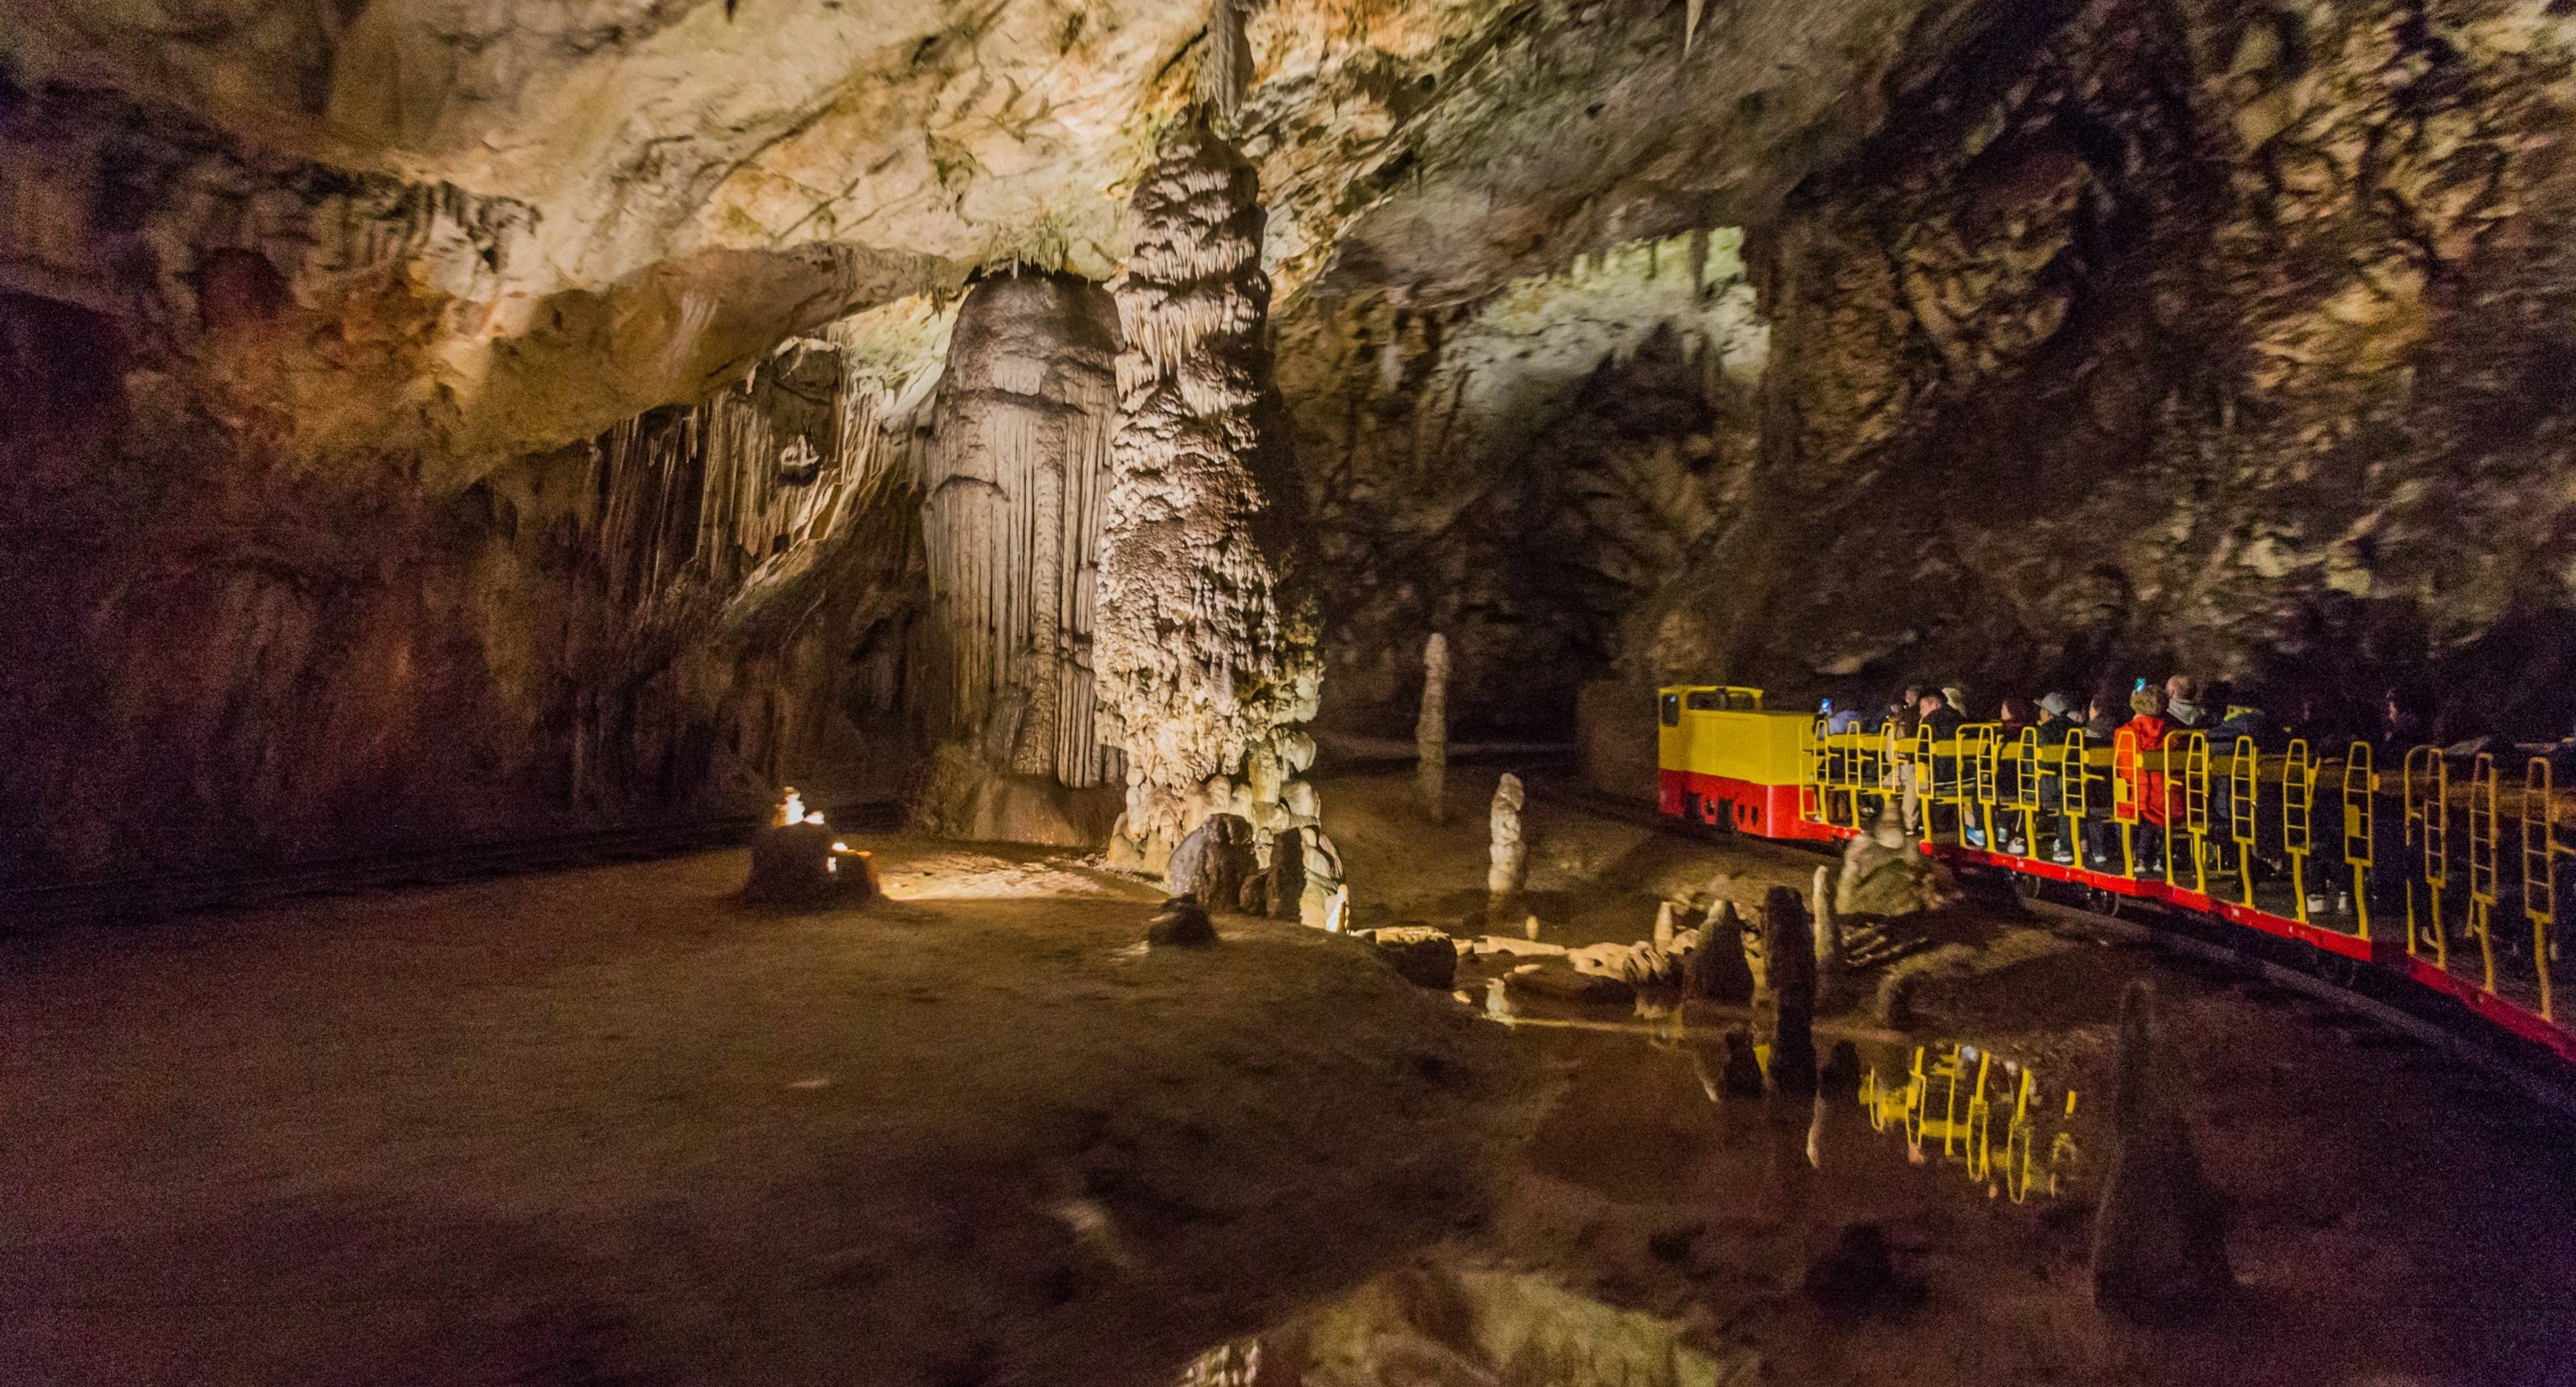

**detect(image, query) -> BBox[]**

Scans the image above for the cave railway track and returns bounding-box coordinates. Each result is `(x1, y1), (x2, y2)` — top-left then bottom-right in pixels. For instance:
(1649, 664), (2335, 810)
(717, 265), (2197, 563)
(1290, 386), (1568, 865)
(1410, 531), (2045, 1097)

(0, 803), (899, 932)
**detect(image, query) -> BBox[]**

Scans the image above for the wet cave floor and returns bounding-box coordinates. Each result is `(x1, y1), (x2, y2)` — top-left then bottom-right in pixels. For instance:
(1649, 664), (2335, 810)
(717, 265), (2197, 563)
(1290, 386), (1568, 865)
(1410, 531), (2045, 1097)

(3, 769), (2573, 1387)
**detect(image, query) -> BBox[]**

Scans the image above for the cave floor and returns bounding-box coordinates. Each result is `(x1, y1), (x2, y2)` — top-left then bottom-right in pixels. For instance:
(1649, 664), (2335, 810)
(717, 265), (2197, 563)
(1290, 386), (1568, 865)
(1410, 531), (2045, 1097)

(3, 771), (2573, 1387)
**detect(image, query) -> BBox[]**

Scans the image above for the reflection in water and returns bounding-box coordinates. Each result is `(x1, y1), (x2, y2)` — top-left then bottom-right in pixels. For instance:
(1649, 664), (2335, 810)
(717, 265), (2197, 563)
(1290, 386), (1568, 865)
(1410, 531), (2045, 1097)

(1250, 1264), (1741, 1387)
(1861, 1042), (2081, 1203)
(1181, 1023), (2089, 1386)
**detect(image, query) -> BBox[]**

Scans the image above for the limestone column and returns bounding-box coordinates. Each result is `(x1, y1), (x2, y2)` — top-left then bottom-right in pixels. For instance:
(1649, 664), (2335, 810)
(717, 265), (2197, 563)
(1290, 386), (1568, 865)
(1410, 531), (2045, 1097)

(920, 271), (1120, 789)
(1097, 115), (1322, 875)
(1416, 632), (1450, 821)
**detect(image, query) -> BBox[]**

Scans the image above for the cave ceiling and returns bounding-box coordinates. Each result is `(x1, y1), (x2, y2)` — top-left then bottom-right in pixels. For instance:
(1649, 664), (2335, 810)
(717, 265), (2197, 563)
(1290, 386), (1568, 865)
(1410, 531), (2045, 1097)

(1, 0), (1990, 466)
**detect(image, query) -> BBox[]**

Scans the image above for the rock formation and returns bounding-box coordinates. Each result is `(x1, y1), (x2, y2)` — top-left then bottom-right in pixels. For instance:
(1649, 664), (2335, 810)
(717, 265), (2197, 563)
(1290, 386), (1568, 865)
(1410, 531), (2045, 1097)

(1485, 773), (1529, 922)
(1758, 887), (1819, 1095)
(919, 272), (1122, 795)
(1416, 633), (1451, 821)
(1096, 115), (1322, 877)
(1167, 813), (1258, 910)
(1146, 894), (1218, 949)
(1685, 899), (1758, 1003)
(2094, 980), (2233, 1319)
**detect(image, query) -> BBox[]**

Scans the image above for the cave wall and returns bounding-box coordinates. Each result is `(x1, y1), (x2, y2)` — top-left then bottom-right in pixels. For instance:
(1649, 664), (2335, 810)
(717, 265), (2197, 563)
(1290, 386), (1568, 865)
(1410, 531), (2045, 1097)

(1275, 231), (1768, 738)
(0, 282), (943, 888)
(1620, 0), (2576, 743)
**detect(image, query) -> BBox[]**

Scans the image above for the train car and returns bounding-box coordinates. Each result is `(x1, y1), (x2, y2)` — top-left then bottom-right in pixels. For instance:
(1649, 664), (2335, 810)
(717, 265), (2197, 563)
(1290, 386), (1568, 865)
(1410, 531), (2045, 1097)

(1655, 684), (2576, 1070)
(1654, 684), (1837, 841)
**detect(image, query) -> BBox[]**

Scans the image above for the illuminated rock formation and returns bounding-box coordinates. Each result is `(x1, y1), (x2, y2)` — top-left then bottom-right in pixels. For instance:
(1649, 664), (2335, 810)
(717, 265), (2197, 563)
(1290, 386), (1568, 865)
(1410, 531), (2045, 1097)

(1416, 633), (1450, 821)
(918, 272), (1121, 795)
(1097, 115), (1322, 875)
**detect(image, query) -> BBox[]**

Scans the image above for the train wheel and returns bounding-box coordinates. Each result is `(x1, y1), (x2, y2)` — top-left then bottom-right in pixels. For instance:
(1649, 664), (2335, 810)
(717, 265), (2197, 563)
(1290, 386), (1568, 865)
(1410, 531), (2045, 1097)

(2085, 887), (2123, 918)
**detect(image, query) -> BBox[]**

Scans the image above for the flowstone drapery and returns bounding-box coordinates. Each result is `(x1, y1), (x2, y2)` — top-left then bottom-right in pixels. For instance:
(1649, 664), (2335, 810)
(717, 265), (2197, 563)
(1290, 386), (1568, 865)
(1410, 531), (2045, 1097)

(919, 271), (1121, 789)
(1097, 115), (1323, 878)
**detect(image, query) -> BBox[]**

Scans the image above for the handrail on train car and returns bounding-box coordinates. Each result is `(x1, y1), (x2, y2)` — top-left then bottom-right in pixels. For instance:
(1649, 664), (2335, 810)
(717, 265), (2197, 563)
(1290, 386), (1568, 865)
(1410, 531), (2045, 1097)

(2111, 729), (2143, 879)
(2470, 753), (2502, 995)
(2522, 756), (2561, 1022)
(1978, 725), (1998, 859)
(2178, 731), (2210, 896)
(1801, 718), (1827, 828)
(2284, 740), (2316, 924)
(1913, 722), (1937, 848)
(2229, 734), (2260, 908)
(2423, 750), (2451, 968)
(2343, 742), (2375, 942)
(2014, 726), (2043, 860)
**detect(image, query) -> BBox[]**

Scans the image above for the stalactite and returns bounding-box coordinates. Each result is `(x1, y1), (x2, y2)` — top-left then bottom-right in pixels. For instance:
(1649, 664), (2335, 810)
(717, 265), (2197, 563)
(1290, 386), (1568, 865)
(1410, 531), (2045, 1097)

(1203, 0), (1255, 125)
(1098, 114), (1323, 876)
(918, 272), (1120, 790)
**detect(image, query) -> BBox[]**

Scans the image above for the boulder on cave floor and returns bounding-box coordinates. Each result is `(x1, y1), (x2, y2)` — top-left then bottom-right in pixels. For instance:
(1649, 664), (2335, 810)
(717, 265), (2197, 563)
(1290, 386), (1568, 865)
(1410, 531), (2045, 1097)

(1146, 894), (1218, 948)
(1366, 926), (1461, 989)
(1167, 814), (1258, 908)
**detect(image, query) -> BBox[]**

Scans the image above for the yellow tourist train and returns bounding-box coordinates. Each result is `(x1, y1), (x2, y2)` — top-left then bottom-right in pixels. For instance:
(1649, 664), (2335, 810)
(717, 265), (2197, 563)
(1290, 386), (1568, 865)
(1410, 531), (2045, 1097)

(1657, 683), (2576, 1068)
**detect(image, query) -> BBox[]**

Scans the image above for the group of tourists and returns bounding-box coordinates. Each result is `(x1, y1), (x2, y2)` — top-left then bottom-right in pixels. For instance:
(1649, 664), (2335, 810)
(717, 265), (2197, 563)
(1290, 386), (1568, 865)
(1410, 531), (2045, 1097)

(1815, 673), (2394, 909)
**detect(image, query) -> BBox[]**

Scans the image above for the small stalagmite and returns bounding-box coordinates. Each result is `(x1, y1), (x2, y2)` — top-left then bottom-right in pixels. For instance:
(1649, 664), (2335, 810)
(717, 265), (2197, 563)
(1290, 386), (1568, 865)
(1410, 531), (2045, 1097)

(1486, 773), (1527, 922)
(2093, 980), (2233, 1319)
(1685, 897), (1756, 1002)
(1416, 632), (1450, 822)
(1759, 886), (1819, 1095)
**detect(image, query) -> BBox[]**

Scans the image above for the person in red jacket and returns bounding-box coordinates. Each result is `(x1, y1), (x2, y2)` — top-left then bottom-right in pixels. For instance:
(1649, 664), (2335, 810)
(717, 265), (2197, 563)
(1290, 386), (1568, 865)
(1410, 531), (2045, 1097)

(2122, 683), (2174, 872)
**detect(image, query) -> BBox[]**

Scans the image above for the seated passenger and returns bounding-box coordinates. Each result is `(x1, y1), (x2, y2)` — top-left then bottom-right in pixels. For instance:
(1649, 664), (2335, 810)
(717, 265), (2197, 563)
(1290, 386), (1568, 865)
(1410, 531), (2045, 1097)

(2208, 700), (2279, 753)
(2084, 683), (2126, 740)
(2165, 674), (2208, 729)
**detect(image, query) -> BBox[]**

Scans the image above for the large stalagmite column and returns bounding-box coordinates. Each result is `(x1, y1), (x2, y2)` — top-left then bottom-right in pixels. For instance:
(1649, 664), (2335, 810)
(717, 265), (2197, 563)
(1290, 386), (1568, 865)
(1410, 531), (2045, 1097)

(920, 272), (1120, 789)
(1098, 115), (1323, 875)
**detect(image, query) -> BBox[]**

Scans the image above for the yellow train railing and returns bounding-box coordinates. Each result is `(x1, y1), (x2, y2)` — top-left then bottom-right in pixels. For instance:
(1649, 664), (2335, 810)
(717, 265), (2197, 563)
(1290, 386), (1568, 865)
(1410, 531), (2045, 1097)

(2343, 742), (2375, 942)
(2176, 731), (2210, 895)
(2014, 726), (2043, 859)
(2284, 739), (2315, 924)
(2522, 757), (2561, 1022)
(2229, 734), (2259, 907)
(1768, 724), (2571, 1050)
(2112, 729), (2143, 879)
(1800, 718), (1827, 827)
(2063, 729), (2093, 866)
(2470, 753), (2502, 994)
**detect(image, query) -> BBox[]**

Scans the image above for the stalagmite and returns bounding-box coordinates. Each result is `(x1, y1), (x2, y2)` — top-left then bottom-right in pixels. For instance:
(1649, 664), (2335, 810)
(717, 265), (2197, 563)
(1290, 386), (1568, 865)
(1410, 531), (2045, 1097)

(1416, 632), (1450, 821)
(919, 272), (1120, 793)
(2094, 981), (2233, 1319)
(1487, 773), (1527, 922)
(1759, 886), (1819, 1095)
(1096, 113), (1324, 880)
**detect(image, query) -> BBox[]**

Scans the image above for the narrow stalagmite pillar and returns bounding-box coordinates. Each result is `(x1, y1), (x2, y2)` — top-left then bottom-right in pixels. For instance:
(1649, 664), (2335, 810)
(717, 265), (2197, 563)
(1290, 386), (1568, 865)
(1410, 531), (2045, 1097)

(1487, 772), (1527, 922)
(1097, 115), (1323, 876)
(1416, 632), (1450, 821)
(2094, 981), (2233, 1319)
(1760, 886), (1819, 1095)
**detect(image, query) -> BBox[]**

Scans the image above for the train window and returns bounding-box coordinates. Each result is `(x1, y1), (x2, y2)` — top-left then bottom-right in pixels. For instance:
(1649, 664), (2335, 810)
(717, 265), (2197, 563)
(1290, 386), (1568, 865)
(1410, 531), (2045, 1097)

(1685, 691), (1724, 712)
(1660, 692), (1680, 726)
